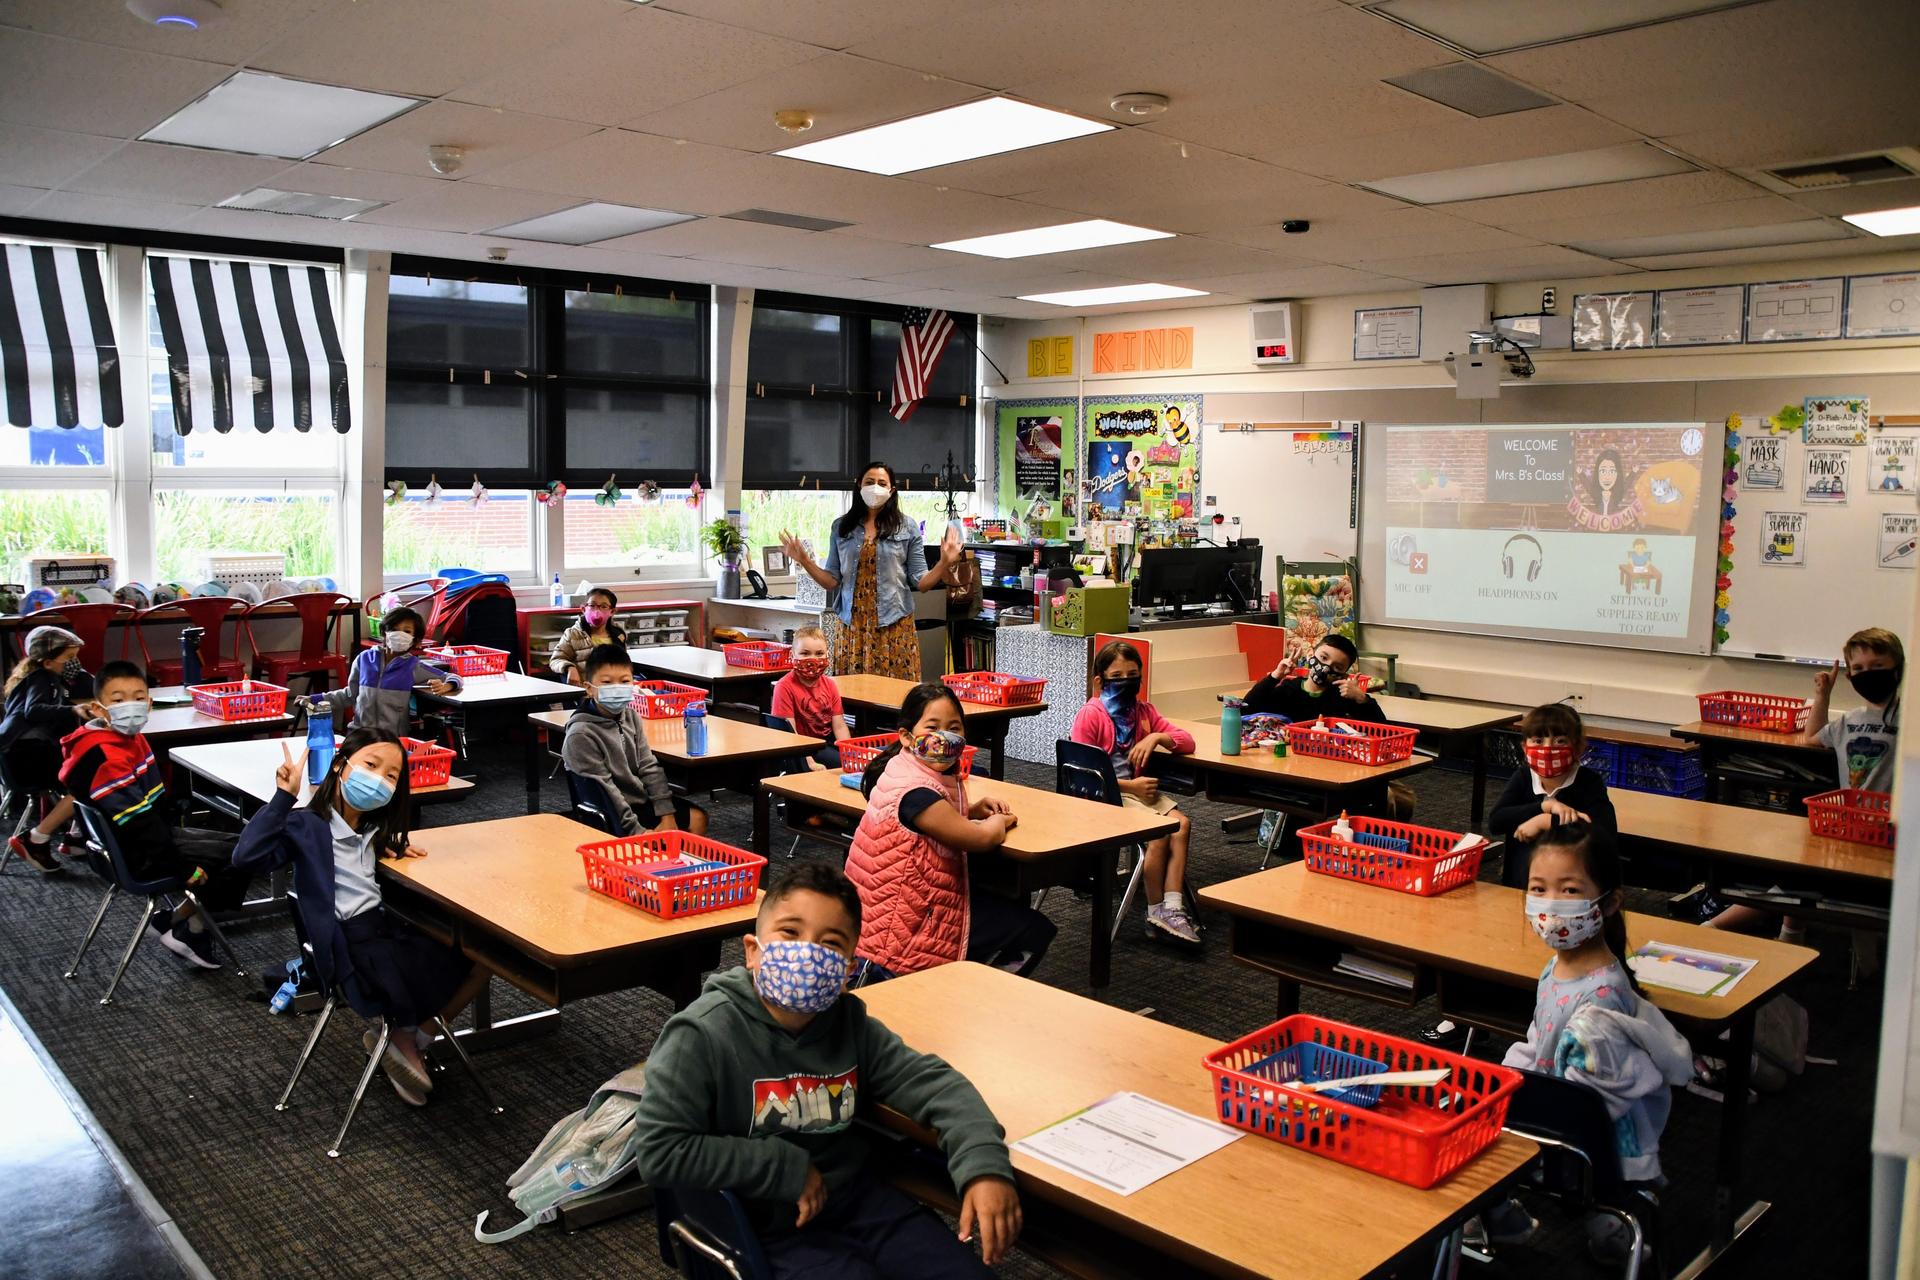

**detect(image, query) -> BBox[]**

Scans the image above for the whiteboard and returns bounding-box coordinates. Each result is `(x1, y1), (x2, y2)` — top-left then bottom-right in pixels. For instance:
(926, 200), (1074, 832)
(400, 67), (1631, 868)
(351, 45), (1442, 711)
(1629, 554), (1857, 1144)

(1203, 422), (1358, 566)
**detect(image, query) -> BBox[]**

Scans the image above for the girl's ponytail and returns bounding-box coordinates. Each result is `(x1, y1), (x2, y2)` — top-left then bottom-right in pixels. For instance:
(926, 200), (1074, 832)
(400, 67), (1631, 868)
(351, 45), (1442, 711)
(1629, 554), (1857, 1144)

(3, 657), (37, 696)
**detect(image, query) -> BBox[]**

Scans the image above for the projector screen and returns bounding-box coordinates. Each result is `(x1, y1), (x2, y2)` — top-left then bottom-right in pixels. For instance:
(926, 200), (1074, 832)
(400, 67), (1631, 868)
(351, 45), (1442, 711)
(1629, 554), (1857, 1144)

(1359, 421), (1724, 654)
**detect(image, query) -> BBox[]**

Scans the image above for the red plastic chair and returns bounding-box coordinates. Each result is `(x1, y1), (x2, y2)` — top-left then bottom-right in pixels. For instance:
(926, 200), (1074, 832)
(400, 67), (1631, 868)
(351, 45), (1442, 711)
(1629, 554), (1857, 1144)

(361, 578), (451, 646)
(243, 593), (355, 690)
(35, 603), (133, 675)
(134, 598), (246, 687)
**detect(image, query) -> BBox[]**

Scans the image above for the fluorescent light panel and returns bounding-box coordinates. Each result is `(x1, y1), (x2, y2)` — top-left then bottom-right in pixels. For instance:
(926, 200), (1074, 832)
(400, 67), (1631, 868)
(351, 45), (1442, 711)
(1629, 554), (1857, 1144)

(1017, 283), (1208, 307)
(1362, 143), (1696, 205)
(217, 187), (385, 221)
(1575, 219), (1851, 259)
(776, 97), (1111, 176)
(1844, 205), (1920, 236)
(141, 71), (420, 161)
(489, 202), (695, 244)
(1367, 0), (1760, 56)
(933, 219), (1172, 259)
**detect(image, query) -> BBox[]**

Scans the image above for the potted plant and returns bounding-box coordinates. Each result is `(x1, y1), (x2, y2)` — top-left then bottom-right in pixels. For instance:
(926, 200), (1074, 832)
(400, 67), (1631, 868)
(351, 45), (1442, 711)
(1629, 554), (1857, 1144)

(701, 517), (747, 599)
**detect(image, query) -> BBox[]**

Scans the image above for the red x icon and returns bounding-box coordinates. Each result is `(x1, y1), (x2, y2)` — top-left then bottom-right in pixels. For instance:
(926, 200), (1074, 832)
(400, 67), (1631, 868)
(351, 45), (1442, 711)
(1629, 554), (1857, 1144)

(1409, 552), (1429, 574)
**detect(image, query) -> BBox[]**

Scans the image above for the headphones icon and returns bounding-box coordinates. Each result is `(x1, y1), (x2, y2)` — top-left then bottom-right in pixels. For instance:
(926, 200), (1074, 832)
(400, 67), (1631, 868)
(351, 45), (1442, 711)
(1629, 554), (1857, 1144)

(1501, 534), (1544, 582)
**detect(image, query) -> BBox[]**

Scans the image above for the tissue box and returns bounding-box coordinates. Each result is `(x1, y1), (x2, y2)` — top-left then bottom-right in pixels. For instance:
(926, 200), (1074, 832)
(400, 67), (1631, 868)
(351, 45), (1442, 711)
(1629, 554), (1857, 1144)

(1048, 584), (1131, 636)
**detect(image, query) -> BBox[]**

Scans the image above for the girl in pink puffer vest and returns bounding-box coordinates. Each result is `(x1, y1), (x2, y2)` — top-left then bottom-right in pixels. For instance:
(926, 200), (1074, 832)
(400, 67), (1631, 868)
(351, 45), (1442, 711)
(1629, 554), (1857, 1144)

(844, 682), (1056, 983)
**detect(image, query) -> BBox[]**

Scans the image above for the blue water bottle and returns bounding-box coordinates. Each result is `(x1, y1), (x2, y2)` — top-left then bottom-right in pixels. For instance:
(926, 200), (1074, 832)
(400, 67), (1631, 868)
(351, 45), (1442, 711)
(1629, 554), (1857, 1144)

(306, 703), (335, 786)
(684, 701), (708, 756)
(1219, 694), (1245, 757)
(268, 958), (305, 1014)
(179, 625), (204, 687)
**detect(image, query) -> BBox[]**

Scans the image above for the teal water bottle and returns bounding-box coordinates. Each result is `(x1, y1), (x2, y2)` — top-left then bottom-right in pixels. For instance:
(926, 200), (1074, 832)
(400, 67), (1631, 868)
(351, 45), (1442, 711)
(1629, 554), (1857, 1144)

(1219, 694), (1244, 756)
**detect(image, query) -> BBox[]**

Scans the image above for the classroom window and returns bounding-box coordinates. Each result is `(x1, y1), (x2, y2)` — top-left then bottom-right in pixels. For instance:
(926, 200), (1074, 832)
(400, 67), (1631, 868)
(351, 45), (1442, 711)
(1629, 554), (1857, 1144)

(563, 291), (701, 380)
(744, 399), (851, 487)
(561, 489), (700, 572)
(748, 308), (845, 386)
(387, 277), (530, 369)
(385, 381), (534, 476)
(562, 387), (704, 476)
(0, 488), (111, 569)
(153, 490), (340, 583)
(383, 488), (536, 577)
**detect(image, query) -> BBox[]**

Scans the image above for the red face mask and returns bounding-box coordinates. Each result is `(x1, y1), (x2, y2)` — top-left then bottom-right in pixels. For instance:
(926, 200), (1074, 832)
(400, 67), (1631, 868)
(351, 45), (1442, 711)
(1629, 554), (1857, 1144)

(1524, 743), (1576, 778)
(792, 656), (828, 683)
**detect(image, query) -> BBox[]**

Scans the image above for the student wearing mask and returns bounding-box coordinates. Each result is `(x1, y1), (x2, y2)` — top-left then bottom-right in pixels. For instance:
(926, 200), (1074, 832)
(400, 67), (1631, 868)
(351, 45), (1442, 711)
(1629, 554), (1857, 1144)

(561, 644), (708, 836)
(309, 606), (461, 738)
(2, 625), (91, 871)
(549, 587), (628, 686)
(1242, 633), (1386, 724)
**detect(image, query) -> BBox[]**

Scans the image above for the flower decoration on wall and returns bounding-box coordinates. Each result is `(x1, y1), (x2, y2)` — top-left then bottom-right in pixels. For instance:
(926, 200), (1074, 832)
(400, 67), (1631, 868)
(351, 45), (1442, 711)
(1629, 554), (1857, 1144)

(422, 474), (443, 504)
(1716, 416), (1740, 646)
(384, 479), (406, 506)
(594, 473), (622, 507)
(469, 475), (490, 505)
(535, 480), (568, 505)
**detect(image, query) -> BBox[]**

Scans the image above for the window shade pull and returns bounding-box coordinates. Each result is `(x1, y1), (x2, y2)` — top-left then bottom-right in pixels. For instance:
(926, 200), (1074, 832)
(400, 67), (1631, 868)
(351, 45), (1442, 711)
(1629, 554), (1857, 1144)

(809, 384), (815, 396)
(448, 367), (454, 383)
(960, 394), (968, 407)
(614, 284), (623, 297)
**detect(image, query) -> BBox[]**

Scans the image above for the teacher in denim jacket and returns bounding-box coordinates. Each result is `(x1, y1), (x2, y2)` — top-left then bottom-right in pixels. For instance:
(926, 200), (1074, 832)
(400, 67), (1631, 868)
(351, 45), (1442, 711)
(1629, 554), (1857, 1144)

(781, 461), (963, 680)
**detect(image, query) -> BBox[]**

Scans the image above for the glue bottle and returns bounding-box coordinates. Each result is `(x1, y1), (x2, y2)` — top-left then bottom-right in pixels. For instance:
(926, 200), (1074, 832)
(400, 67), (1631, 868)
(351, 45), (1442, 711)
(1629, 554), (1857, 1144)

(1331, 810), (1354, 843)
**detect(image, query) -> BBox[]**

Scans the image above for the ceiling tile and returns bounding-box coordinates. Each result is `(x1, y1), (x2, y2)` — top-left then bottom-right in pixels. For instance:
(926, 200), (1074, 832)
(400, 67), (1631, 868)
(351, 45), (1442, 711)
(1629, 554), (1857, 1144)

(24, 188), (202, 233)
(253, 0), (634, 97)
(1355, 244), (1626, 285)
(0, 125), (125, 190)
(649, 0), (958, 51)
(1217, 207), (1530, 262)
(354, 183), (579, 234)
(266, 161), (455, 205)
(1503, 195), (1829, 248)
(312, 101), (604, 183)
(1440, 170), (1765, 230)
(0, 185), (50, 217)
(64, 141), (291, 205)
(1254, 105), (1639, 184)
(472, 130), (743, 208)
(0, 0), (324, 63)
(1006, 237), (1306, 280)
(1620, 236), (1918, 272)
(0, 31), (228, 137)
(450, 7), (819, 126)
(1785, 177), (1920, 219)
(1165, 263), (1418, 298)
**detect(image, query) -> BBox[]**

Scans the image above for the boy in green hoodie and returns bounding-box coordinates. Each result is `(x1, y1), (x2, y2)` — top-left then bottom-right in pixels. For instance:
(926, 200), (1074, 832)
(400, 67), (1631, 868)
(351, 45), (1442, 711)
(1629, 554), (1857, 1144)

(633, 863), (1022, 1277)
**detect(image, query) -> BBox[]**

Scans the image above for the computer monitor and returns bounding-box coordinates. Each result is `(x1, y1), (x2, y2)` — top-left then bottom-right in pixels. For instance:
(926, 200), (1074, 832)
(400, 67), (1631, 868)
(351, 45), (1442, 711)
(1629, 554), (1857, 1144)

(1133, 542), (1262, 616)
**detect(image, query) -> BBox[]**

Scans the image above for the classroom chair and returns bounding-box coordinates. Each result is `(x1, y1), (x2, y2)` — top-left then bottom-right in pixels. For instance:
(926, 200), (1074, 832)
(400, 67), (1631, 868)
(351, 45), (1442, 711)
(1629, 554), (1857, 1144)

(653, 1186), (772, 1280)
(565, 770), (622, 835)
(759, 714), (815, 860)
(273, 883), (502, 1158)
(1054, 740), (1202, 942)
(41, 602), (133, 675)
(0, 751), (58, 876)
(1496, 1068), (1666, 1280)
(244, 592), (354, 691)
(134, 596), (247, 686)
(61, 801), (245, 1005)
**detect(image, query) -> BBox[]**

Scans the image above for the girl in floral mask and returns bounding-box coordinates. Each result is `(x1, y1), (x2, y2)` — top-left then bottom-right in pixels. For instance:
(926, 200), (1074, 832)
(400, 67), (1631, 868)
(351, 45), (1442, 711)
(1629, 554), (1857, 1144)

(549, 587), (627, 686)
(1489, 702), (1616, 889)
(843, 683), (1054, 984)
(770, 625), (849, 769)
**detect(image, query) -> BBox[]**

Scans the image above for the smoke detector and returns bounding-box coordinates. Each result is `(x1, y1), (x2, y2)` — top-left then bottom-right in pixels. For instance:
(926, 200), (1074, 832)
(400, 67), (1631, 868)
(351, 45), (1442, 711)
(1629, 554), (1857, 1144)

(486, 246), (510, 263)
(127, 0), (222, 27)
(426, 144), (467, 176)
(1109, 92), (1170, 118)
(773, 109), (816, 135)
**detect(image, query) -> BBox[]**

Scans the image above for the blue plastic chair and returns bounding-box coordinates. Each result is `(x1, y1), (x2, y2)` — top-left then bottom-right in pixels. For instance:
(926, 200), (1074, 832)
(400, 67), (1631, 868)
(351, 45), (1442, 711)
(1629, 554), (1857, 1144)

(565, 770), (623, 835)
(62, 801), (245, 1004)
(1053, 740), (1200, 941)
(654, 1187), (772, 1280)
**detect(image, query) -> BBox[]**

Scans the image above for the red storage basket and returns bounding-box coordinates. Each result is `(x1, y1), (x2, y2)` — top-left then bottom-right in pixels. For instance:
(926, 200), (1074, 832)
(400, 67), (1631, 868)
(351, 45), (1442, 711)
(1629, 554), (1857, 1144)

(399, 735), (455, 788)
(1299, 816), (1486, 896)
(1203, 1014), (1522, 1189)
(1696, 690), (1810, 734)
(578, 831), (765, 919)
(836, 732), (978, 779)
(722, 641), (791, 670)
(1284, 717), (1418, 765)
(188, 680), (289, 722)
(942, 671), (1047, 706)
(423, 644), (510, 678)
(1805, 788), (1894, 847)
(632, 680), (704, 719)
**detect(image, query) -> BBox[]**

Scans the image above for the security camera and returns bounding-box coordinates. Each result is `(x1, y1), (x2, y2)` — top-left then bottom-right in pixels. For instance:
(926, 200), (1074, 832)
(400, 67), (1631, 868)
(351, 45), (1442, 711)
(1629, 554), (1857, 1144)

(426, 144), (466, 176)
(1281, 219), (1310, 234)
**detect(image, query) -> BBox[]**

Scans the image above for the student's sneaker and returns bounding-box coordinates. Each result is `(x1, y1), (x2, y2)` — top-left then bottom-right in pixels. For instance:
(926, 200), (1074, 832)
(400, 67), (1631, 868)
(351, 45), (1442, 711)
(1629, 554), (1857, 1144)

(1146, 904), (1202, 946)
(363, 1029), (433, 1096)
(9, 834), (62, 874)
(1586, 1211), (1652, 1268)
(159, 921), (222, 970)
(1485, 1196), (1539, 1245)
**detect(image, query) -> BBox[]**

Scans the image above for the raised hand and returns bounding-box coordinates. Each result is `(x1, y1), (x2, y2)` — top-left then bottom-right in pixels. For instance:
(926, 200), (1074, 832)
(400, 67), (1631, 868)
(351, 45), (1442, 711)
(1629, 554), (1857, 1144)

(275, 742), (307, 795)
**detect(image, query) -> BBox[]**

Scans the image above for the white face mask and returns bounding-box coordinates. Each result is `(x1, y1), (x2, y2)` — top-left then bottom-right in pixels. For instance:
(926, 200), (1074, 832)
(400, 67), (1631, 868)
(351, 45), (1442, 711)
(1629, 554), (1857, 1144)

(860, 483), (891, 509)
(1525, 894), (1606, 950)
(385, 631), (414, 654)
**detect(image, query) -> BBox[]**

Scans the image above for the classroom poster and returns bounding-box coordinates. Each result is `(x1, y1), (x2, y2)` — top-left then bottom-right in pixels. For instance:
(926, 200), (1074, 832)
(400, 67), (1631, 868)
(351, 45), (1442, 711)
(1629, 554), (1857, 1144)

(1803, 448), (1850, 504)
(1762, 511), (1806, 565)
(1803, 395), (1869, 444)
(994, 398), (1079, 515)
(1085, 397), (1201, 520)
(1741, 434), (1786, 490)
(1013, 415), (1063, 496)
(1880, 513), (1918, 569)
(1871, 435), (1915, 493)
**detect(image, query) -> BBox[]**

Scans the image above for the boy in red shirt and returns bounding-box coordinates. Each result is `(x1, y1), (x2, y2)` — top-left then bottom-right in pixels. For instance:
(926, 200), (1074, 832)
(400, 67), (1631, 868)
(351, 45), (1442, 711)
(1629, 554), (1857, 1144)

(772, 626), (849, 769)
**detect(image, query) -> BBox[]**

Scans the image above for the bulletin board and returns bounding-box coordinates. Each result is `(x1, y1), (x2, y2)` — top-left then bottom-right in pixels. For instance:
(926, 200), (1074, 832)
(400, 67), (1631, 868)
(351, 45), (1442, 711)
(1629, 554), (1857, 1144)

(1084, 397), (1202, 523)
(993, 398), (1079, 520)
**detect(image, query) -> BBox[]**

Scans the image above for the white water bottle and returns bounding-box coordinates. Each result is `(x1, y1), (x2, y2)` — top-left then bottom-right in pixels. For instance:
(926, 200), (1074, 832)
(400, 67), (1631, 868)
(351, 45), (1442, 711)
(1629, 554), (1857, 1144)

(549, 573), (566, 607)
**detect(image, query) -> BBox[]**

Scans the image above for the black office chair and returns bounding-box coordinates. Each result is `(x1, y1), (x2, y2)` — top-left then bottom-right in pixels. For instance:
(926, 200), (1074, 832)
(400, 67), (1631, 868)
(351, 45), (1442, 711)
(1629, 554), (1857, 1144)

(62, 801), (245, 1004)
(1500, 1068), (1665, 1280)
(565, 770), (623, 835)
(654, 1187), (772, 1280)
(274, 882), (501, 1157)
(1054, 740), (1200, 941)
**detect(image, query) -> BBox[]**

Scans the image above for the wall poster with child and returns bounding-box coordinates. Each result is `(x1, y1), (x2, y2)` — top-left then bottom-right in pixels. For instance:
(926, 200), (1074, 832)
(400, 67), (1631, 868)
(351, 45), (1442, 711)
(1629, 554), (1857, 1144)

(1084, 398), (1201, 521)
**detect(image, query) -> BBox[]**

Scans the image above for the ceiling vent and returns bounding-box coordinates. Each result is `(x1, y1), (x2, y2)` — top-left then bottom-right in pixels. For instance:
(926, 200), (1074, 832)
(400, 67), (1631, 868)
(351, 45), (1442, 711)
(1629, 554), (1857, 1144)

(723, 208), (852, 232)
(1751, 149), (1920, 192)
(217, 187), (385, 220)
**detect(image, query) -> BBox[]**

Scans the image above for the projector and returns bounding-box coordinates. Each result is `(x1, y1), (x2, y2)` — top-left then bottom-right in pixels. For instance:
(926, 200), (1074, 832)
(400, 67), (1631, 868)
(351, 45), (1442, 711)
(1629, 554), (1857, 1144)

(1444, 330), (1535, 399)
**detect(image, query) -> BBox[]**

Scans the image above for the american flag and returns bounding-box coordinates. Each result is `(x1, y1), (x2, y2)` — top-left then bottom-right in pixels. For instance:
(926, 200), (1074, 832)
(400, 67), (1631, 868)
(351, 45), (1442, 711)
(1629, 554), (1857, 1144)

(889, 306), (955, 422)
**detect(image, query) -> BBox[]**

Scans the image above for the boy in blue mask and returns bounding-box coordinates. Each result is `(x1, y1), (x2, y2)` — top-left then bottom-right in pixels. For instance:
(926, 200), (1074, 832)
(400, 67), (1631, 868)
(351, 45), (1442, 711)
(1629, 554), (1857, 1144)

(634, 863), (1022, 1277)
(559, 644), (707, 836)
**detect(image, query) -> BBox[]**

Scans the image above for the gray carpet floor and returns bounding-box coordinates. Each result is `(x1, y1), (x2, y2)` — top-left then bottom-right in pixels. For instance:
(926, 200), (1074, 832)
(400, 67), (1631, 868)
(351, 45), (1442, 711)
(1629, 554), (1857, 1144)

(0, 727), (1875, 1279)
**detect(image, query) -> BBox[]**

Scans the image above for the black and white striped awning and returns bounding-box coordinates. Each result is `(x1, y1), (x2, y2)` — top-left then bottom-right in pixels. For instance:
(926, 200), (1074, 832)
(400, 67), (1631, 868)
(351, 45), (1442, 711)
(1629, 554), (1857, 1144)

(0, 243), (123, 429)
(148, 255), (350, 435)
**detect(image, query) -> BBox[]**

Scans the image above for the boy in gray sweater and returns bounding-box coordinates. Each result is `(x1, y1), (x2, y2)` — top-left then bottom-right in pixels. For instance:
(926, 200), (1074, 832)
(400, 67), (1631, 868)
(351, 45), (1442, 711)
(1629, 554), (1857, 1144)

(560, 643), (706, 835)
(633, 863), (1022, 1276)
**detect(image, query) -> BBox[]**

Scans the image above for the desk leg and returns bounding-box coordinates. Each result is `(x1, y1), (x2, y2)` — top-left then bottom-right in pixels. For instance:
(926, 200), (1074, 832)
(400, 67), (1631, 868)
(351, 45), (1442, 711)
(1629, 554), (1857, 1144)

(1469, 734), (1489, 828)
(1712, 1011), (1758, 1250)
(523, 724), (541, 816)
(753, 787), (771, 858)
(1090, 851), (1112, 989)
(984, 727), (1007, 780)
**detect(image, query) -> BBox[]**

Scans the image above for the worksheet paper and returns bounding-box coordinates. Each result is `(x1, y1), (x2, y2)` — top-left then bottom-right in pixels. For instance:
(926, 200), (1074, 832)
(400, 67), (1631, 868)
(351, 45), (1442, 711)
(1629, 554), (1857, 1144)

(1012, 1092), (1242, 1195)
(1655, 285), (1746, 347)
(1628, 941), (1756, 997)
(1353, 305), (1422, 360)
(1747, 277), (1844, 342)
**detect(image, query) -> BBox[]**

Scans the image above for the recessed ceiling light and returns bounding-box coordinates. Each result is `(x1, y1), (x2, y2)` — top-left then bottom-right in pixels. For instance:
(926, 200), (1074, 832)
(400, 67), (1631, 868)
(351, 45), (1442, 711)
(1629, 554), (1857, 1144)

(1017, 283), (1208, 307)
(488, 202), (696, 244)
(1361, 143), (1696, 205)
(140, 71), (420, 160)
(933, 220), (1173, 259)
(217, 187), (385, 221)
(1384, 63), (1557, 118)
(1366, 0), (1761, 56)
(1844, 205), (1920, 237)
(1574, 219), (1852, 259)
(776, 96), (1112, 176)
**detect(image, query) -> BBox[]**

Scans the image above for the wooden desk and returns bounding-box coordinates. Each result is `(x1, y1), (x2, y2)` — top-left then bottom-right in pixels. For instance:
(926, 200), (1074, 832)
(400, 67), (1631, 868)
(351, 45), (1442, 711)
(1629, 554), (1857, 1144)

(419, 670), (581, 772)
(757, 770), (1176, 989)
(1161, 716), (1432, 834)
(834, 673), (1048, 781)
(525, 707), (823, 816)
(169, 736), (474, 821)
(144, 686), (294, 750)
(856, 963), (1538, 1280)
(1199, 863), (1816, 1265)
(378, 814), (759, 1031)
(626, 644), (784, 707)
(1374, 695), (1520, 826)
(1670, 719), (1833, 805)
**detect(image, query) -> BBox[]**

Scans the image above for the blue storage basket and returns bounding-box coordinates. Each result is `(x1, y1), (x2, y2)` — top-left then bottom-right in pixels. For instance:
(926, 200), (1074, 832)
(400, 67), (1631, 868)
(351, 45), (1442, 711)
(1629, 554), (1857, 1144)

(1238, 1041), (1390, 1110)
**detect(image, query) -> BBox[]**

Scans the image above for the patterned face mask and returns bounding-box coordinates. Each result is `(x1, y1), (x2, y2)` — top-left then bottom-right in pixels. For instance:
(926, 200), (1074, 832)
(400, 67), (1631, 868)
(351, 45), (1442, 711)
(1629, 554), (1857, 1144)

(907, 729), (966, 770)
(753, 939), (849, 1013)
(1525, 895), (1605, 950)
(1304, 656), (1343, 687)
(792, 656), (829, 683)
(1524, 743), (1577, 778)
